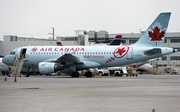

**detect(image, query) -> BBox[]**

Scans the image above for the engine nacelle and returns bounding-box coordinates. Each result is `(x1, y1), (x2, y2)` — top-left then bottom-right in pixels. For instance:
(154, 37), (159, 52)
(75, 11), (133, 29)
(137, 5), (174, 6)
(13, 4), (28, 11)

(38, 62), (64, 74)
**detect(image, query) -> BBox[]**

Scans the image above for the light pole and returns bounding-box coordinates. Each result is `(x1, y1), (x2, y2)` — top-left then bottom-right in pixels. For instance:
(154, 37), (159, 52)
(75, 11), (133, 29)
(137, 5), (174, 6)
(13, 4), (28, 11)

(49, 27), (54, 41)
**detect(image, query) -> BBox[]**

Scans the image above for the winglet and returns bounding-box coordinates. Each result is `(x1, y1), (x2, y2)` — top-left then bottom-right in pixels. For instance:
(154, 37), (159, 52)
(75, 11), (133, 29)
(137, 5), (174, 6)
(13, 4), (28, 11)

(133, 12), (171, 47)
(57, 42), (63, 46)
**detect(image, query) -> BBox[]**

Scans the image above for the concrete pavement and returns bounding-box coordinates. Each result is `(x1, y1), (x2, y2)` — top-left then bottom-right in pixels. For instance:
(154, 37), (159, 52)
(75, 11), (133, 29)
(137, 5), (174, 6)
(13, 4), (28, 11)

(0, 75), (180, 112)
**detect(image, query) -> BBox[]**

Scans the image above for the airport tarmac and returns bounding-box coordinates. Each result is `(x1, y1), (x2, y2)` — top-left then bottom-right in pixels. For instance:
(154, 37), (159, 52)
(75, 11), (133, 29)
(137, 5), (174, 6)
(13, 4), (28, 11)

(0, 74), (180, 112)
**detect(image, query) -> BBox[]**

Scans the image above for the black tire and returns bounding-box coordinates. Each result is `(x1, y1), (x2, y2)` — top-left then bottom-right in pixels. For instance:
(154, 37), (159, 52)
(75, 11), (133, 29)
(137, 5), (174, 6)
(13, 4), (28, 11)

(116, 71), (123, 77)
(119, 70), (123, 77)
(72, 72), (79, 78)
(115, 72), (120, 76)
(104, 73), (108, 76)
(85, 72), (92, 78)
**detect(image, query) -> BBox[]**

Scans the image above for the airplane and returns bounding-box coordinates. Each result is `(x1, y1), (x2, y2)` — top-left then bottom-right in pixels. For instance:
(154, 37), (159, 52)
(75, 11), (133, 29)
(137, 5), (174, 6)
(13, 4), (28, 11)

(2, 12), (175, 77)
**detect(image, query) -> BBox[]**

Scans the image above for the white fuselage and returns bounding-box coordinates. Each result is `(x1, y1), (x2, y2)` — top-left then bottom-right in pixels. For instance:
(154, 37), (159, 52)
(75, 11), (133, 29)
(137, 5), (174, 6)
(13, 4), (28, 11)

(15, 45), (173, 69)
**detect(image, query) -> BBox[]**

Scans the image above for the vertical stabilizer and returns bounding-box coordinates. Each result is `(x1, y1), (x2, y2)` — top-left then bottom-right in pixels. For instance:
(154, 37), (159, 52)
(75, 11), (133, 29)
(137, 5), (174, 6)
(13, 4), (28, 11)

(57, 42), (63, 46)
(133, 12), (171, 47)
(109, 35), (122, 46)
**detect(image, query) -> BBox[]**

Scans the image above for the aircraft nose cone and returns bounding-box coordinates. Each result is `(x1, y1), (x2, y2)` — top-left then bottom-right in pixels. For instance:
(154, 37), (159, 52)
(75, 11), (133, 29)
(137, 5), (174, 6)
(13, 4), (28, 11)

(2, 57), (6, 64)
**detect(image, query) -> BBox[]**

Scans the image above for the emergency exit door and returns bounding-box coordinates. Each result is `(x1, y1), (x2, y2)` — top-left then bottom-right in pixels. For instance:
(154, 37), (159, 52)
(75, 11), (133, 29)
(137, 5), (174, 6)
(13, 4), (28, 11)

(126, 47), (133, 59)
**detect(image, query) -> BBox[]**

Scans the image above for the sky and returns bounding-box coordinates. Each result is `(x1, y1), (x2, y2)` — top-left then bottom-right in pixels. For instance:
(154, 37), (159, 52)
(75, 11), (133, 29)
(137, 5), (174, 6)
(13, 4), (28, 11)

(0, 0), (180, 40)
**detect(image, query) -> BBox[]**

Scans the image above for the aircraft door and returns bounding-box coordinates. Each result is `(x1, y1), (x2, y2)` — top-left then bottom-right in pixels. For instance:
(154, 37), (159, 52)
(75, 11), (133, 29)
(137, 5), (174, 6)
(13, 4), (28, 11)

(17, 48), (27, 59)
(126, 47), (133, 59)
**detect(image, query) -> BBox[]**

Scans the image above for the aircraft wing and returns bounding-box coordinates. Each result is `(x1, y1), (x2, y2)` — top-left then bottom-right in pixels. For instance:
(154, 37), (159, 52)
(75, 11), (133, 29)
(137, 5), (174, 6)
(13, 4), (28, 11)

(45, 52), (83, 65)
(57, 53), (83, 65)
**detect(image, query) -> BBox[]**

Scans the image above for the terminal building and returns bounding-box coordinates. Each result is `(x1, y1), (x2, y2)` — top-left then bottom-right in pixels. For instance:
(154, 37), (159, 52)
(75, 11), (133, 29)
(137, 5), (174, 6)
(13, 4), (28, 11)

(0, 30), (180, 67)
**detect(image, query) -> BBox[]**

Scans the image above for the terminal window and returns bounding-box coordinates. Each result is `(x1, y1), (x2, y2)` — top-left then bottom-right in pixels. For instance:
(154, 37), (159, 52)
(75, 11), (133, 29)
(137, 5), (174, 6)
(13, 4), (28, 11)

(121, 40), (126, 44)
(170, 39), (180, 43)
(162, 56), (167, 60)
(129, 39), (138, 44)
(89, 38), (94, 41)
(170, 56), (180, 60)
(97, 38), (105, 41)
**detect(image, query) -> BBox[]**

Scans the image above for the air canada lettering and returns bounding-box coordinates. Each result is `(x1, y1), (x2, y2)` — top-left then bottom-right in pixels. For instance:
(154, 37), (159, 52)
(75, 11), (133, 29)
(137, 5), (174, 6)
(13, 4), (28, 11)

(39, 47), (85, 52)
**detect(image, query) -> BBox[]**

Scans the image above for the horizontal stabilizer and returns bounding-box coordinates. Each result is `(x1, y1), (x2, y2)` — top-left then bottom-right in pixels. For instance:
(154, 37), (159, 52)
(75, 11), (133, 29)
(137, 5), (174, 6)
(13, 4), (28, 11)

(144, 48), (161, 56)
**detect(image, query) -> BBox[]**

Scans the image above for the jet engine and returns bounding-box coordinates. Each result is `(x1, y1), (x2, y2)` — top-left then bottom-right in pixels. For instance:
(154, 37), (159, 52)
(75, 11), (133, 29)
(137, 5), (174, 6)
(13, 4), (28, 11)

(38, 62), (64, 74)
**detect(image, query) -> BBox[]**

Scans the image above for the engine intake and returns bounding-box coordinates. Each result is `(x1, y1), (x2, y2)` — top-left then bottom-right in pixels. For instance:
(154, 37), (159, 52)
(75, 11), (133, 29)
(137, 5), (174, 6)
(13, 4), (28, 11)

(38, 62), (64, 74)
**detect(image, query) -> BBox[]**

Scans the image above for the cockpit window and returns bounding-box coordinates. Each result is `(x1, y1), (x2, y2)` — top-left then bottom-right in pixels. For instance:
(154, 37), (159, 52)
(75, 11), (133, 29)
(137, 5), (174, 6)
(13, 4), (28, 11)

(10, 51), (15, 55)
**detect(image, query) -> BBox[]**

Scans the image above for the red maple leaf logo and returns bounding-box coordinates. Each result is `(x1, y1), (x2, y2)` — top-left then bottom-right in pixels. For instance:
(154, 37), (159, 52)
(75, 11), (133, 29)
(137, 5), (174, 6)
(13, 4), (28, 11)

(31, 47), (38, 52)
(148, 26), (165, 41)
(116, 47), (126, 55)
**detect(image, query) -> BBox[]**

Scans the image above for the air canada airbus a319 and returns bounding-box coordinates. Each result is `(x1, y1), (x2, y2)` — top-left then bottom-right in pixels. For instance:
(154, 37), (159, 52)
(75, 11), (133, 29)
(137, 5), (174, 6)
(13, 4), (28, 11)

(3, 12), (175, 77)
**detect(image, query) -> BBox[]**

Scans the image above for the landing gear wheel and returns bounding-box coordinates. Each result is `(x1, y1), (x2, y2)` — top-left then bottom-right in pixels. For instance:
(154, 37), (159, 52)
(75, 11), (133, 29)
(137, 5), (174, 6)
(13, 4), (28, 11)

(71, 72), (79, 78)
(85, 72), (92, 78)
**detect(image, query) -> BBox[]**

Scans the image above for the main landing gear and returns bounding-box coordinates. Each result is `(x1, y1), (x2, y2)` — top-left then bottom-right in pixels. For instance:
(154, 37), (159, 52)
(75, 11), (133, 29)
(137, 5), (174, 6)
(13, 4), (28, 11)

(85, 71), (92, 78)
(71, 72), (79, 78)
(71, 71), (93, 78)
